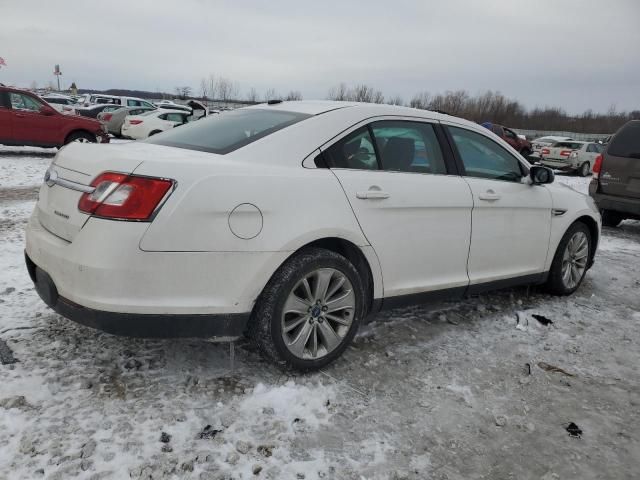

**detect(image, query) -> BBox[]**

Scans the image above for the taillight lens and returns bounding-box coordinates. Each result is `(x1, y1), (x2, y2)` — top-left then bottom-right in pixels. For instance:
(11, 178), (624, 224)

(560, 150), (572, 157)
(541, 148), (550, 155)
(129, 119), (143, 125)
(78, 172), (173, 221)
(592, 154), (603, 178)
(102, 113), (112, 121)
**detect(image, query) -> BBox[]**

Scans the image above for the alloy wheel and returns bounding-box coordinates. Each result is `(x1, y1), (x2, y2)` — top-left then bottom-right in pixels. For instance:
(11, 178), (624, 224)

(281, 268), (355, 360)
(561, 231), (589, 289)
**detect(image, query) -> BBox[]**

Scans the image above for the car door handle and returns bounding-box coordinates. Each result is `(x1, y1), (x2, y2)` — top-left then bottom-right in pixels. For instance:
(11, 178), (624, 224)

(356, 191), (390, 200)
(478, 190), (501, 201)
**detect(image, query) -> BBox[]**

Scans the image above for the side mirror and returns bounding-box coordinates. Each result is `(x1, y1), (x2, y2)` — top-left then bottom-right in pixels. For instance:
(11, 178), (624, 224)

(530, 165), (554, 185)
(40, 105), (55, 116)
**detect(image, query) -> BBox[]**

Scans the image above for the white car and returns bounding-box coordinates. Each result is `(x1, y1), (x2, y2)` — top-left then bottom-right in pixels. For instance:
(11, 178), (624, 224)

(41, 94), (77, 115)
(531, 136), (573, 158)
(121, 109), (189, 139)
(25, 101), (601, 370)
(539, 141), (604, 176)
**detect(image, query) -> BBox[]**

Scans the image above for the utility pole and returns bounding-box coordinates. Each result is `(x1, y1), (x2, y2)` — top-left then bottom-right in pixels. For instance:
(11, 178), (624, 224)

(53, 64), (62, 91)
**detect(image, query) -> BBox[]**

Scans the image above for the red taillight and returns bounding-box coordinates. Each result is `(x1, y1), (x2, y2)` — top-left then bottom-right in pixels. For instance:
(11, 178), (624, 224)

(102, 113), (112, 121)
(78, 172), (173, 221)
(541, 148), (550, 155)
(592, 154), (603, 178)
(129, 119), (143, 125)
(560, 150), (572, 157)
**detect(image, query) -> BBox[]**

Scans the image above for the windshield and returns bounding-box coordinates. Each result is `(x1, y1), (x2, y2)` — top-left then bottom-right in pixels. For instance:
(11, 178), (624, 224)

(145, 108), (311, 154)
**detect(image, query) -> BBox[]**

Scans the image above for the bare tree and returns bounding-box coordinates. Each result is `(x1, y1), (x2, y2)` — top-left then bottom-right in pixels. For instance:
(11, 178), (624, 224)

(409, 92), (431, 109)
(199, 78), (208, 100)
(207, 74), (217, 100)
(216, 77), (239, 102)
(246, 87), (259, 102)
(387, 95), (404, 106)
(285, 90), (302, 101)
(327, 82), (348, 101)
(263, 88), (280, 101)
(347, 84), (384, 104)
(179, 86), (192, 99)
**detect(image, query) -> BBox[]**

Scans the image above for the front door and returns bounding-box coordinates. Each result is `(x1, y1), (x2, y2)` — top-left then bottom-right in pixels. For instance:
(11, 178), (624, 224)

(322, 119), (473, 299)
(0, 92), (13, 143)
(9, 92), (60, 146)
(445, 124), (552, 285)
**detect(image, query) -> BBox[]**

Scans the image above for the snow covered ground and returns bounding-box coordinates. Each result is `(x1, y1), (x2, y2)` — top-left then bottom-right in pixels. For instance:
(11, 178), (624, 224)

(1, 152), (639, 479)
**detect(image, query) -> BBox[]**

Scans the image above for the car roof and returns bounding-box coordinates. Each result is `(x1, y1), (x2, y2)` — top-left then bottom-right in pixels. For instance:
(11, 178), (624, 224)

(244, 100), (465, 123)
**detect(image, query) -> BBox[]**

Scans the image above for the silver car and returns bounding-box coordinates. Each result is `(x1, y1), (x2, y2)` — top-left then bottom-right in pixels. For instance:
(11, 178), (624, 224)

(97, 106), (155, 136)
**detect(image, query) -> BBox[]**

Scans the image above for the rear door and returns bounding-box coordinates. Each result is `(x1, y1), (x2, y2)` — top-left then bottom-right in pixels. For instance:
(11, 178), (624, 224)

(599, 122), (640, 199)
(0, 91), (12, 143)
(322, 119), (473, 299)
(9, 92), (61, 146)
(444, 124), (552, 284)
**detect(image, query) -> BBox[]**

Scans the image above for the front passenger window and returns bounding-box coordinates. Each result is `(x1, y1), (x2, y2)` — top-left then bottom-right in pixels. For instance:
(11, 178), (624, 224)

(323, 127), (378, 170)
(449, 126), (524, 182)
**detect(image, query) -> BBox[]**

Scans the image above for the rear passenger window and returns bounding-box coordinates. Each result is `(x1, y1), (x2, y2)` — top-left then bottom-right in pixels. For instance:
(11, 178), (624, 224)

(370, 121), (446, 174)
(608, 122), (640, 159)
(449, 126), (524, 182)
(323, 127), (378, 170)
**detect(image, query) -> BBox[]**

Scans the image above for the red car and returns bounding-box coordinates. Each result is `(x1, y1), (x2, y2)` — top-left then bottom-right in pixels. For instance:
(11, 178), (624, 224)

(0, 85), (109, 148)
(483, 122), (532, 158)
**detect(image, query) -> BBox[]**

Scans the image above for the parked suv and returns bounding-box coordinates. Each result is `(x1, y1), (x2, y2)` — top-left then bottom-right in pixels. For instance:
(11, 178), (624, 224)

(483, 123), (532, 158)
(589, 120), (640, 227)
(0, 86), (109, 147)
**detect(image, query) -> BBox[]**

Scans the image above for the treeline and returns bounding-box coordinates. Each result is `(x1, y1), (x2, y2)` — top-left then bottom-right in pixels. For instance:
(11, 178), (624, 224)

(328, 83), (639, 134)
(78, 80), (639, 134)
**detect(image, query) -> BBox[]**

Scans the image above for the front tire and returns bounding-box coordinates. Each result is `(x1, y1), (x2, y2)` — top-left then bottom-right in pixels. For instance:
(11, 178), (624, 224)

(65, 131), (96, 144)
(602, 210), (624, 228)
(546, 222), (592, 295)
(248, 248), (365, 371)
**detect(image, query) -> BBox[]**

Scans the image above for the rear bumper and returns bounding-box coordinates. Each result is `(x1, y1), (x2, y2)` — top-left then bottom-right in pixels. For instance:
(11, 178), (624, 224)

(591, 190), (640, 218)
(540, 159), (578, 171)
(25, 253), (248, 339)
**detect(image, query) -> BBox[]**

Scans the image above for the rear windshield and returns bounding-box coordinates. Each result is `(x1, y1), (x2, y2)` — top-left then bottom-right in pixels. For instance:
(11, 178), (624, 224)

(554, 142), (583, 149)
(608, 122), (640, 158)
(145, 108), (311, 154)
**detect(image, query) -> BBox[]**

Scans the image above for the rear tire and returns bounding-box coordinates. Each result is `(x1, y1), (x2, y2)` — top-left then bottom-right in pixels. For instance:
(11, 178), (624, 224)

(247, 248), (365, 371)
(65, 131), (96, 144)
(578, 162), (590, 177)
(546, 222), (592, 295)
(602, 210), (624, 228)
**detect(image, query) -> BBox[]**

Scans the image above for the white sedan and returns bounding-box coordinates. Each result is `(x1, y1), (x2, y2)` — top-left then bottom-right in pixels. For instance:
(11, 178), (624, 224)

(530, 136), (573, 158)
(25, 101), (601, 370)
(539, 140), (604, 176)
(121, 109), (190, 139)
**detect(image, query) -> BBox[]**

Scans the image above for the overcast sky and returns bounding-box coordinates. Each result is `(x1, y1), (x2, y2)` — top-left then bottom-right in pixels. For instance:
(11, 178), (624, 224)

(0, 0), (638, 114)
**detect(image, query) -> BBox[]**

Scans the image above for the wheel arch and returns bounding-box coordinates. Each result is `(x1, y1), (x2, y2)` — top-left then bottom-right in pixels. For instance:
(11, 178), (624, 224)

(64, 129), (96, 144)
(266, 237), (380, 318)
(575, 215), (599, 268)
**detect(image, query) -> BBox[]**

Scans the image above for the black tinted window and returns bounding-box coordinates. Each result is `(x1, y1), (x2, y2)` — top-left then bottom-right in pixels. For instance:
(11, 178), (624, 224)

(324, 127), (378, 170)
(450, 126), (524, 182)
(371, 121), (446, 174)
(145, 108), (311, 154)
(608, 122), (640, 158)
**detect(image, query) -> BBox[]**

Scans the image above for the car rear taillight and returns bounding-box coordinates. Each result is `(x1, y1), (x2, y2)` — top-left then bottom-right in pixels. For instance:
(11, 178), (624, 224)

(541, 148), (550, 155)
(102, 113), (112, 121)
(592, 154), (603, 179)
(129, 119), (143, 125)
(560, 150), (572, 157)
(78, 172), (173, 221)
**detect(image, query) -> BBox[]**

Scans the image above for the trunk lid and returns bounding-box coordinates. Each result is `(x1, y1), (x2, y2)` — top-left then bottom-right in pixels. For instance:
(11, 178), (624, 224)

(599, 121), (640, 199)
(35, 142), (171, 242)
(543, 141), (584, 161)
